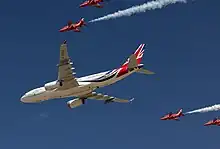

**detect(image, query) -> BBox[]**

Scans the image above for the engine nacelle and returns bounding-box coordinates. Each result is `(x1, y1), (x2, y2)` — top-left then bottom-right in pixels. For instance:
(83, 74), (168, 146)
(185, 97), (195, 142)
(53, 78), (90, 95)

(44, 81), (59, 90)
(67, 98), (84, 109)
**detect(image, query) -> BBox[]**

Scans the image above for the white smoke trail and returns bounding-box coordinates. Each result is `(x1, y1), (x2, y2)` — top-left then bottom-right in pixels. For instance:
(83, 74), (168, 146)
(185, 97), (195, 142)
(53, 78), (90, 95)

(89, 0), (187, 23)
(185, 104), (220, 114)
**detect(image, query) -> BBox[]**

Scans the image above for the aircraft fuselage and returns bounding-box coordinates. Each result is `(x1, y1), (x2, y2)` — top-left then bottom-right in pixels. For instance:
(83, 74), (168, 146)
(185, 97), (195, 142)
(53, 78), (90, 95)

(20, 65), (142, 103)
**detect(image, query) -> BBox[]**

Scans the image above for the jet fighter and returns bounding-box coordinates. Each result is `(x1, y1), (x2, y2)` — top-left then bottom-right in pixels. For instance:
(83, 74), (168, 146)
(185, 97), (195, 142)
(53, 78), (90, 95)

(80, 0), (104, 8)
(204, 118), (220, 126)
(160, 109), (184, 121)
(59, 18), (86, 32)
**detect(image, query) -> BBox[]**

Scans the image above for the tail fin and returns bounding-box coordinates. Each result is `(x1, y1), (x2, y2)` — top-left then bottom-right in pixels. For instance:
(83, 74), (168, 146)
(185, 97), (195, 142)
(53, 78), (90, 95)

(121, 44), (155, 75)
(68, 20), (73, 26)
(178, 109), (184, 116)
(121, 44), (145, 68)
(95, 3), (103, 8)
(80, 18), (86, 26)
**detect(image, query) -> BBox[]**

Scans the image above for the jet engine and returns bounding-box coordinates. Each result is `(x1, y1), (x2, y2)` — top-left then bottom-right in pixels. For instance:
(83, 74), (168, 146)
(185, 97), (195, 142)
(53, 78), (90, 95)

(44, 81), (60, 90)
(67, 98), (85, 109)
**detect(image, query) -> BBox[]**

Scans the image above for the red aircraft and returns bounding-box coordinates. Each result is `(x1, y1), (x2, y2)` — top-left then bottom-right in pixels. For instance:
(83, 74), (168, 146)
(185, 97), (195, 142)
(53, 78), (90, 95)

(160, 109), (184, 121)
(80, 0), (104, 8)
(204, 118), (220, 126)
(59, 18), (86, 32)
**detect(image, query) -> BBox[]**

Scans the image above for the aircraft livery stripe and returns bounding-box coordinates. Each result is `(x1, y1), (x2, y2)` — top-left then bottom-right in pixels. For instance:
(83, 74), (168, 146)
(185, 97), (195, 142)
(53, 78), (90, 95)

(79, 70), (118, 82)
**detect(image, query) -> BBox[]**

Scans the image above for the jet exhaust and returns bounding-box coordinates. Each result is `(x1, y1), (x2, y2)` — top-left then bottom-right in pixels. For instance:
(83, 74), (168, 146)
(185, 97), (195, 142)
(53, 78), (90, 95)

(185, 104), (220, 114)
(89, 0), (187, 23)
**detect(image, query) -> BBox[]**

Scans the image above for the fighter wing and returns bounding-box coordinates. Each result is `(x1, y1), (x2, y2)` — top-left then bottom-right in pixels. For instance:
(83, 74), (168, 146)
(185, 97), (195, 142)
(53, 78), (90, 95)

(73, 28), (80, 32)
(57, 41), (79, 90)
(84, 92), (134, 103)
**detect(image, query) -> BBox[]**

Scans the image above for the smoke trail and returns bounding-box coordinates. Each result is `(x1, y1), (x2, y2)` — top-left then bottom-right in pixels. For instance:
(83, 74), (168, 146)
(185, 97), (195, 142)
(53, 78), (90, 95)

(89, 0), (187, 23)
(185, 104), (220, 114)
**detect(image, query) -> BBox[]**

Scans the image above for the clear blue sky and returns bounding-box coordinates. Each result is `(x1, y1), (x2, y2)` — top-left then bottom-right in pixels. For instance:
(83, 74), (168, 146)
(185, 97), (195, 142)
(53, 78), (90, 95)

(0, 0), (220, 148)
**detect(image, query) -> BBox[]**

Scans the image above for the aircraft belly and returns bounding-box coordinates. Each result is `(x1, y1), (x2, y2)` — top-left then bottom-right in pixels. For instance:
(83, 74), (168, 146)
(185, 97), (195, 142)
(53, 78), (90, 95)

(29, 92), (50, 102)
(51, 85), (93, 99)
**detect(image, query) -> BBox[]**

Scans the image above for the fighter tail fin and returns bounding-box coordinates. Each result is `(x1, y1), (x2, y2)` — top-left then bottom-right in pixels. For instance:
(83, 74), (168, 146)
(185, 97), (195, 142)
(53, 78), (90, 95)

(81, 18), (86, 26)
(68, 20), (73, 26)
(178, 109), (184, 116)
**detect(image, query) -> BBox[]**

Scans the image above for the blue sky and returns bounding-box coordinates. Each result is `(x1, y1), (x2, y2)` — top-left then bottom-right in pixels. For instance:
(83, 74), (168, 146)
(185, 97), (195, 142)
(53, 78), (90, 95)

(0, 0), (220, 148)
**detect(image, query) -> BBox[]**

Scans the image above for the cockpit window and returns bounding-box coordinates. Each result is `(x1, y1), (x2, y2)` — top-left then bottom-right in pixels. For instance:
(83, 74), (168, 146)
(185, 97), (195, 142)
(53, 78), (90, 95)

(34, 88), (43, 94)
(25, 87), (45, 97)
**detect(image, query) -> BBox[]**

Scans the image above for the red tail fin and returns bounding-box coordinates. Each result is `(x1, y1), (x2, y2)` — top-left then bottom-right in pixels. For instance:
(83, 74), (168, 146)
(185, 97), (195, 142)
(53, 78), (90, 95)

(80, 18), (86, 26)
(121, 44), (145, 67)
(68, 20), (73, 26)
(177, 109), (184, 116)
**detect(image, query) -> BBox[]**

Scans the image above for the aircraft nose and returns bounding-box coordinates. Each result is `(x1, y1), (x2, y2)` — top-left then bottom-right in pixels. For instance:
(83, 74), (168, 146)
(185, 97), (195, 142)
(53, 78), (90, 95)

(204, 121), (212, 126)
(160, 117), (165, 120)
(204, 123), (209, 126)
(20, 95), (26, 102)
(59, 28), (64, 32)
(20, 94), (31, 103)
(59, 26), (67, 32)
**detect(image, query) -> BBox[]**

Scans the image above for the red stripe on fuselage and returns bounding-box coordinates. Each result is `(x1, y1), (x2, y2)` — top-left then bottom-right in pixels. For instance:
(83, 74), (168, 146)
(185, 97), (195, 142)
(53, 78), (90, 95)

(116, 66), (128, 78)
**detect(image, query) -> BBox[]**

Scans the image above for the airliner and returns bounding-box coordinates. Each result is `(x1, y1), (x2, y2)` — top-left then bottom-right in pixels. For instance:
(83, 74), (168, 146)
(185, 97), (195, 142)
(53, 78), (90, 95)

(20, 40), (155, 109)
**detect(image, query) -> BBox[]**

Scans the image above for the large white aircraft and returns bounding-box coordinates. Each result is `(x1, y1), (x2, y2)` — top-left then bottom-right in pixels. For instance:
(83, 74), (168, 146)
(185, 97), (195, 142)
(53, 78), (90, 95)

(20, 40), (155, 109)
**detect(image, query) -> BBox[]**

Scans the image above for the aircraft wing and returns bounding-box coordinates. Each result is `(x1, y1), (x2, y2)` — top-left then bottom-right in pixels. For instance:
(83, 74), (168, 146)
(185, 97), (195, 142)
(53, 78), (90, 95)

(57, 41), (79, 90)
(84, 92), (134, 103)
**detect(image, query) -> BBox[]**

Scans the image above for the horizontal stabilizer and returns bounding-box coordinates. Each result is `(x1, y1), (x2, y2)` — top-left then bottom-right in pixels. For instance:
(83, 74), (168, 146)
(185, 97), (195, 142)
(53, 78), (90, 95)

(137, 68), (155, 75)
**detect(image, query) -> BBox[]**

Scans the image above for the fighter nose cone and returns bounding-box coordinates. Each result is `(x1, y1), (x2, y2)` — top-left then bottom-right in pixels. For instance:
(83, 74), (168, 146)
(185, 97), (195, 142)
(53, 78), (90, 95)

(59, 26), (67, 32)
(160, 117), (165, 120)
(204, 121), (211, 126)
(59, 28), (64, 32)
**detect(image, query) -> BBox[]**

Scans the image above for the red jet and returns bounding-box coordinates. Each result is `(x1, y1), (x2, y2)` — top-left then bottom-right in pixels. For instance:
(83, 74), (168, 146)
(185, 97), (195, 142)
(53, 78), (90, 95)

(80, 0), (104, 8)
(160, 109), (184, 121)
(59, 18), (86, 32)
(204, 118), (220, 126)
